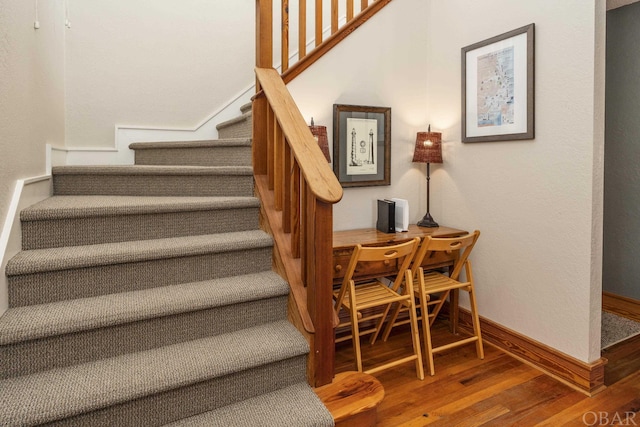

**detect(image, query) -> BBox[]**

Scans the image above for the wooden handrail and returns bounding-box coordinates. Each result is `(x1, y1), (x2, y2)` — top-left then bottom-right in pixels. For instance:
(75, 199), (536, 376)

(256, 69), (342, 204)
(253, 67), (342, 387)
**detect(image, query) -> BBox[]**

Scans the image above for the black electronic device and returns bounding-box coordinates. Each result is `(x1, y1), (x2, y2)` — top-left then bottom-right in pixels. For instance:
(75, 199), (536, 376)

(376, 199), (396, 233)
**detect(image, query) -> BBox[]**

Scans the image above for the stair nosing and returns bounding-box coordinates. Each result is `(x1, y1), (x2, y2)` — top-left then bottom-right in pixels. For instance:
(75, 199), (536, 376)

(164, 382), (332, 427)
(6, 230), (273, 276)
(51, 165), (253, 176)
(20, 195), (260, 221)
(0, 321), (308, 426)
(129, 138), (251, 150)
(0, 271), (288, 345)
(216, 112), (251, 130)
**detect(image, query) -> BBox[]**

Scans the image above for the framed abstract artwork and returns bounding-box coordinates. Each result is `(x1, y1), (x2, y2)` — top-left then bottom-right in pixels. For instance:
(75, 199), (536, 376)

(462, 23), (535, 142)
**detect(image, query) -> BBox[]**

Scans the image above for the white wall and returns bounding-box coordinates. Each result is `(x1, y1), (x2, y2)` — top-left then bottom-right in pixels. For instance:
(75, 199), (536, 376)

(0, 0), (65, 221)
(0, 0), (66, 312)
(429, 0), (605, 364)
(64, 0), (255, 149)
(290, 0), (605, 363)
(288, 0), (432, 231)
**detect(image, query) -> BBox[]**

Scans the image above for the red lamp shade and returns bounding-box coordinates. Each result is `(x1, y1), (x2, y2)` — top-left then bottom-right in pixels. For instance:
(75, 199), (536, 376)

(412, 131), (443, 164)
(309, 123), (332, 163)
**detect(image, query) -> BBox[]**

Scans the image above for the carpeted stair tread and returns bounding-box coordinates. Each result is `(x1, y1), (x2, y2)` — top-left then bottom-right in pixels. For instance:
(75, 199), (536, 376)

(130, 138), (252, 167)
(129, 138), (251, 150)
(20, 195), (259, 220)
(52, 165), (253, 176)
(52, 165), (254, 197)
(240, 102), (252, 114)
(216, 112), (252, 139)
(6, 230), (272, 276)
(0, 271), (287, 345)
(216, 112), (251, 131)
(0, 321), (309, 426)
(164, 382), (334, 427)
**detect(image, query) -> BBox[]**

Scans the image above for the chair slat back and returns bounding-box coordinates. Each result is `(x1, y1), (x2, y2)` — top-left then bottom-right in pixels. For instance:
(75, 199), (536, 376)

(342, 238), (420, 291)
(412, 230), (480, 281)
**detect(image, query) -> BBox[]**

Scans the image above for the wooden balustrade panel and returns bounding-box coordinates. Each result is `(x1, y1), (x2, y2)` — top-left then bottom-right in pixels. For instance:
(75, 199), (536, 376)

(256, 0), (273, 71)
(298, 0), (306, 59)
(331, 0), (339, 33)
(274, 123), (284, 211)
(315, 0), (323, 47)
(300, 182), (308, 284)
(291, 160), (301, 258)
(267, 105), (275, 190)
(281, 0), (289, 72)
(283, 143), (292, 233)
(252, 96), (268, 175)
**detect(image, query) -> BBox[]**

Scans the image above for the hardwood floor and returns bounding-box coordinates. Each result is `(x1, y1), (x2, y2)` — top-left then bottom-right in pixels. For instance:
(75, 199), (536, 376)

(335, 320), (640, 426)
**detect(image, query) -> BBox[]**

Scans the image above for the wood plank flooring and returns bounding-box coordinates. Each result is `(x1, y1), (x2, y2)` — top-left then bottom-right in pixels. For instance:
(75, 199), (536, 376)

(335, 320), (640, 426)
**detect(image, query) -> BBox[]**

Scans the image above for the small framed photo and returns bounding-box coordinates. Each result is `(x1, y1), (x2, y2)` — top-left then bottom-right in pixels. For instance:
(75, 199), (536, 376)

(462, 23), (535, 143)
(332, 104), (391, 187)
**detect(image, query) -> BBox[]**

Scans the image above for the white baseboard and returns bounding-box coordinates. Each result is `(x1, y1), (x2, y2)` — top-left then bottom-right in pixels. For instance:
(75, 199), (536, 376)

(0, 175), (52, 315)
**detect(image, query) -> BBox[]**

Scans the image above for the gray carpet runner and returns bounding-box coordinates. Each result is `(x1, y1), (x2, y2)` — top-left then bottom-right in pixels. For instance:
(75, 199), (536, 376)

(0, 106), (334, 426)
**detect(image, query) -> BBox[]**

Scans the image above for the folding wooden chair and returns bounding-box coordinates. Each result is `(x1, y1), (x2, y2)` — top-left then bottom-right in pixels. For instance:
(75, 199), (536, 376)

(382, 231), (483, 375)
(333, 237), (424, 379)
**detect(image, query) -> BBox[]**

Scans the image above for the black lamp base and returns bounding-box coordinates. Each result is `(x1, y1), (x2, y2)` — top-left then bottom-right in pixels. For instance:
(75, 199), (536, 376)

(417, 212), (439, 228)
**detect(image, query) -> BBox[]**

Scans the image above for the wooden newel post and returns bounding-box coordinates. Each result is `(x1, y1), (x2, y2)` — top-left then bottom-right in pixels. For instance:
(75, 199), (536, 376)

(307, 197), (335, 387)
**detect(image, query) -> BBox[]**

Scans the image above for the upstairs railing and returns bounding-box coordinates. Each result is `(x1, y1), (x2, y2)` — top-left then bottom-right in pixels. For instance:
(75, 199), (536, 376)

(254, 0), (392, 387)
(257, 0), (393, 84)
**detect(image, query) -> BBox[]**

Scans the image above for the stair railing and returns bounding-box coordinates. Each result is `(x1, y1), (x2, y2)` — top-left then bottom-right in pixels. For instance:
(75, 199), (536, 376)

(253, 68), (342, 388)
(254, 0), (392, 388)
(257, 0), (393, 84)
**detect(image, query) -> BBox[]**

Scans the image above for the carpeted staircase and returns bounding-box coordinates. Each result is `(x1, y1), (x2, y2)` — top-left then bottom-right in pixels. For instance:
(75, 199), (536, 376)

(0, 104), (334, 426)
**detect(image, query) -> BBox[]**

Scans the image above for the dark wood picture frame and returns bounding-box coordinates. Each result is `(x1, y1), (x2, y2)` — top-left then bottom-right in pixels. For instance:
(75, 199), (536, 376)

(462, 23), (535, 143)
(332, 104), (391, 187)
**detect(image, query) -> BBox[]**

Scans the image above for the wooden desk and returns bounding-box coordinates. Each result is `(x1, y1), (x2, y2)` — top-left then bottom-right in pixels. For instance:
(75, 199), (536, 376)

(332, 225), (467, 333)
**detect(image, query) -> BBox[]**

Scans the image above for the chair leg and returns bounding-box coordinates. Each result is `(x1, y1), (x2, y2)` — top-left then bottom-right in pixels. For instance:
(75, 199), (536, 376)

(467, 285), (484, 360)
(351, 310), (362, 372)
(369, 302), (393, 345)
(417, 283), (435, 376)
(405, 276), (425, 380)
(428, 290), (450, 327)
(380, 302), (402, 342)
(347, 288), (364, 372)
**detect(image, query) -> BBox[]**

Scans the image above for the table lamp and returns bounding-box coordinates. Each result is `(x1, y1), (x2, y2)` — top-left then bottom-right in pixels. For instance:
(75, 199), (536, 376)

(412, 125), (443, 227)
(309, 118), (331, 162)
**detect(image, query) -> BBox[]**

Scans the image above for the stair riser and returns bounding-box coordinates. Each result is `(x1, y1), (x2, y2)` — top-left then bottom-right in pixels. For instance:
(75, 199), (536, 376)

(44, 357), (307, 427)
(22, 207), (260, 249)
(8, 247), (273, 307)
(134, 146), (252, 167)
(1, 295), (288, 379)
(217, 116), (252, 139)
(53, 174), (254, 197)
